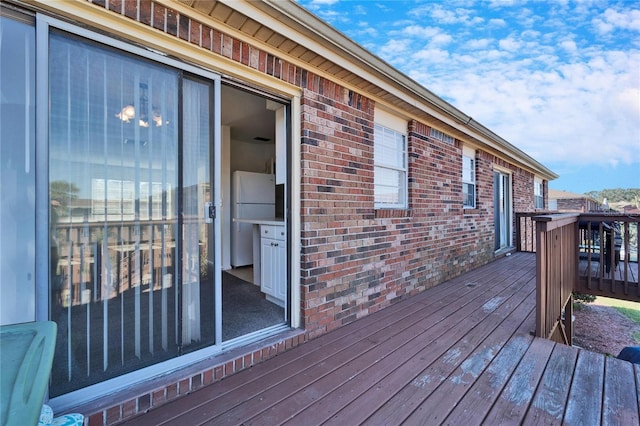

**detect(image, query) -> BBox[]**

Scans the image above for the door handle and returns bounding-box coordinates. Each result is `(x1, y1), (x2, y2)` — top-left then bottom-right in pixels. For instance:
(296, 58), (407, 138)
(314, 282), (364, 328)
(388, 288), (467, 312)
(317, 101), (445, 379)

(204, 202), (215, 223)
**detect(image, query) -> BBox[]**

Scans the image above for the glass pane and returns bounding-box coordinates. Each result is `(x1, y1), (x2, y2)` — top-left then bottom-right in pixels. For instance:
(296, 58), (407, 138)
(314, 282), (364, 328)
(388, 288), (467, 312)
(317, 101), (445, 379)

(374, 125), (405, 169)
(463, 183), (475, 207)
(181, 77), (214, 352)
(49, 32), (180, 396)
(462, 156), (474, 183)
(374, 166), (402, 205)
(0, 15), (36, 325)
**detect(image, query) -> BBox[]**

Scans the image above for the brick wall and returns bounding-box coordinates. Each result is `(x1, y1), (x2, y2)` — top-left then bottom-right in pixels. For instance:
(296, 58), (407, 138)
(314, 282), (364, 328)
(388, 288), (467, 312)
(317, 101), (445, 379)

(557, 198), (598, 212)
(299, 109), (525, 336)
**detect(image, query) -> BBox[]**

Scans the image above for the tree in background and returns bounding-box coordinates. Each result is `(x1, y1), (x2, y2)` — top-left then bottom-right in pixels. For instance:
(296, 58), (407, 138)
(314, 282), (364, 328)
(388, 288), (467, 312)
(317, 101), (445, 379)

(585, 188), (640, 205)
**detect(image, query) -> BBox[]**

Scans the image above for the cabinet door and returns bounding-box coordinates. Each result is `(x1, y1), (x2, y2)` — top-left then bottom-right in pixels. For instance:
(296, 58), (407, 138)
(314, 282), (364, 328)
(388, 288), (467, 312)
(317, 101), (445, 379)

(260, 238), (276, 297)
(273, 242), (286, 302)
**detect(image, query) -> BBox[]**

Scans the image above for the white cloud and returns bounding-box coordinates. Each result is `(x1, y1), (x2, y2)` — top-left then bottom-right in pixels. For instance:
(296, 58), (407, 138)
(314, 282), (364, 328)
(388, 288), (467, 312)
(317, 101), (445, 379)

(593, 8), (640, 34)
(466, 38), (493, 49)
(498, 36), (521, 52)
(308, 0), (339, 5)
(354, 24), (377, 38)
(430, 5), (461, 24)
(402, 25), (442, 39)
(412, 48), (451, 64)
(378, 39), (412, 61)
(488, 18), (507, 27)
(560, 40), (577, 54)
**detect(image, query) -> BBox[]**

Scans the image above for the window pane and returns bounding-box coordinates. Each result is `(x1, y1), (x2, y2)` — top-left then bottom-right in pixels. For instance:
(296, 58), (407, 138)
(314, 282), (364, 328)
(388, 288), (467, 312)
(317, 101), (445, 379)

(462, 156), (474, 183)
(49, 32), (180, 396)
(181, 77), (214, 352)
(374, 125), (405, 169)
(463, 183), (475, 208)
(374, 166), (403, 205)
(0, 15), (36, 325)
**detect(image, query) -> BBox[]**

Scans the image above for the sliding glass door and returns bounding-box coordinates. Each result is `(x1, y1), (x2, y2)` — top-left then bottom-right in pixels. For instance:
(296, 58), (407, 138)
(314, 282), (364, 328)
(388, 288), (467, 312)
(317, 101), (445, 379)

(48, 31), (216, 396)
(181, 77), (215, 351)
(494, 171), (512, 251)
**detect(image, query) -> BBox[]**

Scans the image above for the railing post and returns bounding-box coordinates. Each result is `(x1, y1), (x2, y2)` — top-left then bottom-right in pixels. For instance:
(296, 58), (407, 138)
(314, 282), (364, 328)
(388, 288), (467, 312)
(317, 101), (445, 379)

(535, 219), (547, 338)
(515, 213), (522, 252)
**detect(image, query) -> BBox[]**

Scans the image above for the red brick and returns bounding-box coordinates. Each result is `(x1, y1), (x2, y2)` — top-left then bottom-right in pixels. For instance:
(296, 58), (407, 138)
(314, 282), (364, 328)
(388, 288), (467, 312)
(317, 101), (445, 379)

(166, 383), (178, 400)
(190, 21), (201, 46)
(202, 27), (212, 51)
(214, 365), (224, 380)
(87, 411), (104, 426)
(123, 0), (137, 20)
(122, 399), (136, 418)
(232, 39), (241, 62)
(234, 357), (243, 371)
(203, 368), (214, 385)
(152, 3), (166, 31)
(212, 30), (222, 53)
(108, 0), (122, 14)
(105, 406), (121, 424)
(166, 8), (178, 36)
(152, 389), (166, 406)
(178, 378), (190, 395)
(139, 0), (151, 25)
(178, 13), (189, 41)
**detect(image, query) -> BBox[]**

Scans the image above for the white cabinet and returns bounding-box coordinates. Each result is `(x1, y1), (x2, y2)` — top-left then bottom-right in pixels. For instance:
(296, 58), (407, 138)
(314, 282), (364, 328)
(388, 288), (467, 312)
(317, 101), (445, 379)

(260, 225), (286, 306)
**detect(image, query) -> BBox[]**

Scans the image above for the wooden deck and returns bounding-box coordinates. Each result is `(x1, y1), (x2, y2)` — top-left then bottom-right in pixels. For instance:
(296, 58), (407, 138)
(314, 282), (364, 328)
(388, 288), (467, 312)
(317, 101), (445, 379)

(123, 252), (640, 425)
(579, 259), (638, 282)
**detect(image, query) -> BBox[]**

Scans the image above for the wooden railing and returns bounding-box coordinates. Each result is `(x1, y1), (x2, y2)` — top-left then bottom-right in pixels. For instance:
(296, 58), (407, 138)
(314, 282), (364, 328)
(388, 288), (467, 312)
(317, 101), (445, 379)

(515, 212), (552, 252)
(575, 213), (639, 302)
(516, 212), (640, 345)
(533, 213), (579, 344)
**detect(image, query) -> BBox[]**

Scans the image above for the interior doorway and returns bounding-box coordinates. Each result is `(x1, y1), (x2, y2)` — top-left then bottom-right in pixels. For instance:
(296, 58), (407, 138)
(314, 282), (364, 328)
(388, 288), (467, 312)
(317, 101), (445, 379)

(220, 84), (289, 341)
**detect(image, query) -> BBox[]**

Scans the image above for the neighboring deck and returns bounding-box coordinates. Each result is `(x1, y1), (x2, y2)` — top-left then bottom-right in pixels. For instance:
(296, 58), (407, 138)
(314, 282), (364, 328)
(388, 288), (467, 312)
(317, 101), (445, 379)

(124, 252), (640, 425)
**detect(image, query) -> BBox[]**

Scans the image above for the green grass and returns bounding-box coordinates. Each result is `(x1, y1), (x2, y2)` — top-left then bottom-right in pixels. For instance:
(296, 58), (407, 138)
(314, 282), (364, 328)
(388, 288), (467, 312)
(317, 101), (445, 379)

(595, 297), (640, 342)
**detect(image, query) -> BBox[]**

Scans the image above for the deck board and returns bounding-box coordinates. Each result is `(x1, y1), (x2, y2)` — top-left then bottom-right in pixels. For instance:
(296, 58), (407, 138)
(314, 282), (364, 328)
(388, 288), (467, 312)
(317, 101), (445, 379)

(482, 337), (556, 425)
(602, 357), (639, 425)
(579, 260), (638, 284)
(564, 350), (605, 425)
(443, 324), (535, 424)
(122, 252), (639, 426)
(523, 343), (577, 424)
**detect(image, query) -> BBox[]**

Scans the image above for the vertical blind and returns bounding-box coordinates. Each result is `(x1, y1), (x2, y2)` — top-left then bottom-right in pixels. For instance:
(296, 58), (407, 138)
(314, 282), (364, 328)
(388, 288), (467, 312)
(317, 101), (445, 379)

(48, 31), (216, 396)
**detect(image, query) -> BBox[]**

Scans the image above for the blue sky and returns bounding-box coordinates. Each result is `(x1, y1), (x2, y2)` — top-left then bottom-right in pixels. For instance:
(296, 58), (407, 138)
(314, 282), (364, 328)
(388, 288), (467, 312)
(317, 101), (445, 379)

(296, 0), (640, 195)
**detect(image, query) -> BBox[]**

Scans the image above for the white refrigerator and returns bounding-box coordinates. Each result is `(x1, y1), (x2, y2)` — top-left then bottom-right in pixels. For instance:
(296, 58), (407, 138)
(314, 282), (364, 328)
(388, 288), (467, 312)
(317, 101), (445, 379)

(231, 171), (275, 267)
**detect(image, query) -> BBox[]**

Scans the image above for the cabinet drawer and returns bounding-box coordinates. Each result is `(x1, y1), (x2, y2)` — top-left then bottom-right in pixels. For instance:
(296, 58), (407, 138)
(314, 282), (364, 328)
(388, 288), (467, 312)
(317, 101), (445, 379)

(260, 224), (286, 241)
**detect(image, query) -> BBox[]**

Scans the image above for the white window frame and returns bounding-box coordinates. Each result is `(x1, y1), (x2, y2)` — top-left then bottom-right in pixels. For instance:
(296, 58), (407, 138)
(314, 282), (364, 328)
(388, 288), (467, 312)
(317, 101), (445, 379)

(534, 178), (544, 209)
(462, 146), (476, 209)
(374, 123), (407, 209)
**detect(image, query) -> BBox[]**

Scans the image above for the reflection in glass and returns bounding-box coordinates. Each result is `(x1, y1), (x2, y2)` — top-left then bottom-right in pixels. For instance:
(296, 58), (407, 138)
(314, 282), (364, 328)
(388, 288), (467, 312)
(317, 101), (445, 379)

(49, 32), (183, 396)
(0, 15), (36, 325)
(181, 77), (214, 352)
